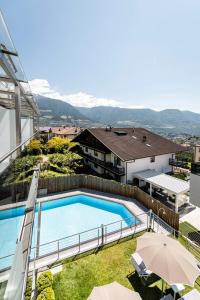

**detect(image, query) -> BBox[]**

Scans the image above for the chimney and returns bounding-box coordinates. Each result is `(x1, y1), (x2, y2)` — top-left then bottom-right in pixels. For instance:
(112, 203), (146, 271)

(142, 135), (147, 143)
(105, 125), (112, 132)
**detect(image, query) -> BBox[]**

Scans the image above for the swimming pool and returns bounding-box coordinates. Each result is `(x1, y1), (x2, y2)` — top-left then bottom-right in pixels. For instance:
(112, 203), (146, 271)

(0, 206), (25, 269)
(36, 194), (139, 257)
(0, 194), (140, 268)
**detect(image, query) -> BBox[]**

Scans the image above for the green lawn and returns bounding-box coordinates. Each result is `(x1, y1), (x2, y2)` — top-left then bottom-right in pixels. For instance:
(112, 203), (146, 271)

(179, 222), (200, 261)
(52, 235), (200, 300)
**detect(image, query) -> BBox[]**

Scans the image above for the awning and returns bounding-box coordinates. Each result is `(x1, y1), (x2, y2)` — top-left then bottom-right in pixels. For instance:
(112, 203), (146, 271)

(133, 169), (189, 195)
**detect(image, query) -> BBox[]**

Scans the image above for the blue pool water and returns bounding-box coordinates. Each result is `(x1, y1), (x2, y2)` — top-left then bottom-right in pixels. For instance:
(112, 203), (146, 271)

(0, 194), (139, 267)
(0, 206), (25, 268)
(37, 195), (139, 256)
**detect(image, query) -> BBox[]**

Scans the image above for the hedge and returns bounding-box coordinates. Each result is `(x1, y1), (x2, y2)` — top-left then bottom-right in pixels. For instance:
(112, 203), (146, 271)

(36, 271), (53, 294)
(36, 287), (55, 300)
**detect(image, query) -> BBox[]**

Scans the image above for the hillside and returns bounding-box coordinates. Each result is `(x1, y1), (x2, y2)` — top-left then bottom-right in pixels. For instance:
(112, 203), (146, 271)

(77, 106), (200, 135)
(35, 95), (200, 135)
(36, 95), (91, 126)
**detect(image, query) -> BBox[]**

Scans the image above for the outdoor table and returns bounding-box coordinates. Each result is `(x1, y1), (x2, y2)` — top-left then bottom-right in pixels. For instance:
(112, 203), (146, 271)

(171, 283), (185, 300)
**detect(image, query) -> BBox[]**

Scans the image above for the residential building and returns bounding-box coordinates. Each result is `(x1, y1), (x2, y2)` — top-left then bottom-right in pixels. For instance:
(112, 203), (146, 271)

(74, 127), (184, 183)
(39, 126), (82, 140)
(0, 11), (39, 173)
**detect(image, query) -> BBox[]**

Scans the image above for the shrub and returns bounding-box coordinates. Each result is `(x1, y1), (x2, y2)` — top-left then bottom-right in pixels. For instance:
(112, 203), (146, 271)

(36, 287), (55, 300)
(48, 153), (82, 170)
(1, 155), (39, 184)
(25, 277), (32, 300)
(36, 271), (53, 294)
(173, 172), (187, 181)
(26, 139), (43, 155)
(39, 170), (65, 178)
(47, 137), (78, 153)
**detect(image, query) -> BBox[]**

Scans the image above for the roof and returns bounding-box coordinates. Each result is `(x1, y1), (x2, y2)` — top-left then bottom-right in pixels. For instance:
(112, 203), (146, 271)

(133, 169), (190, 194)
(39, 126), (82, 135)
(85, 128), (184, 161)
(53, 127), (81, 135)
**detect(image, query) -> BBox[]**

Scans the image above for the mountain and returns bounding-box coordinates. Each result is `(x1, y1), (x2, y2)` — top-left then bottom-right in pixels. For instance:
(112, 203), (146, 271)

(35, 95), (200, 135)
(77, 106), (200, 135)
(36, 95), (91, 126)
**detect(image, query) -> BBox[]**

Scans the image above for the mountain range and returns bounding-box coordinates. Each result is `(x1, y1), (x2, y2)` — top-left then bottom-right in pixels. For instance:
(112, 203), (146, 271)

(36, 95), (200, 135)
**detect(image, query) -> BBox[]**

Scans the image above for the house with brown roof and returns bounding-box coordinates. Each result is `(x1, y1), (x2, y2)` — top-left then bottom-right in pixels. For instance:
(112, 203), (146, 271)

(39, 126), (82, 140)
(74, 127), (184, 183)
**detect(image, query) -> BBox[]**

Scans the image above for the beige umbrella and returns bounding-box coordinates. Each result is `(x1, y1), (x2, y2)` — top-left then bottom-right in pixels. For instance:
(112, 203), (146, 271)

(87, 282), (142, 300)
(136, 232), (200, 286)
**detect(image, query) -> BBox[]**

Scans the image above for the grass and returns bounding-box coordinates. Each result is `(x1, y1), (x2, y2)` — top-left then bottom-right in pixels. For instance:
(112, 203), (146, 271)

(52, 234), (200, 300)
(52, 223), (200, 300)
(179, 221), (199, 236)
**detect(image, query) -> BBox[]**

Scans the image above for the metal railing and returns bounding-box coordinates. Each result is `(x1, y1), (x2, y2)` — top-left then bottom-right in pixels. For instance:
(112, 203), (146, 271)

(30, 212), (147, 261)
(0, 131), (39, 165)
(3, 166), (40, 300)
(79, 149), (125, 175)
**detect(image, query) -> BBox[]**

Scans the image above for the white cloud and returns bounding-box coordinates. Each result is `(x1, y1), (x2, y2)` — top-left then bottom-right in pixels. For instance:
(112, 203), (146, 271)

(29, 79), (122, 108)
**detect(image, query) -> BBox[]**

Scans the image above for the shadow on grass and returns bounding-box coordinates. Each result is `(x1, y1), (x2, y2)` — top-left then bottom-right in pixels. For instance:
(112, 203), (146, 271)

(127, 272), (162, 300)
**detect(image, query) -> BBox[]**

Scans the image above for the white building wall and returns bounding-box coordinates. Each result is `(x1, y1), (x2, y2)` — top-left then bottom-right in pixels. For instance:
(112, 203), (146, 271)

(21, 118), (34, 150)
(126, 153), (173, 183)
(0, 108), (16, 173)
(190, 173), (200, 207)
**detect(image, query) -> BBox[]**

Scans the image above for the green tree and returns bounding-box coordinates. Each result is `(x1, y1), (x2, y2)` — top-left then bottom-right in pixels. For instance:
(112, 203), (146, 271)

(26, 139), (43, 155)
(47, 137), (78, 153)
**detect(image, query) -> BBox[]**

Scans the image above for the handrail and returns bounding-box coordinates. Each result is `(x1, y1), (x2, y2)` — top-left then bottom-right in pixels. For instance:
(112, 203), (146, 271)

(0, 131), (38, 164)
(3, 166), (40, 300)
(35, 213), (143, 248)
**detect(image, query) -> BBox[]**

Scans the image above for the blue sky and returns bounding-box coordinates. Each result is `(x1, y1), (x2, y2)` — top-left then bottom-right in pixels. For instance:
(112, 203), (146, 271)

(1, 0), (200, 111)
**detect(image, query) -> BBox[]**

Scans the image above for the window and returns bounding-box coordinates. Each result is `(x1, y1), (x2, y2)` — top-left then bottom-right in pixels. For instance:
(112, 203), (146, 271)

(150, 156), (155, 163)
(94, 150), (98, 157)
(94, 164), (98, 169)
(85, 147), (88, 152)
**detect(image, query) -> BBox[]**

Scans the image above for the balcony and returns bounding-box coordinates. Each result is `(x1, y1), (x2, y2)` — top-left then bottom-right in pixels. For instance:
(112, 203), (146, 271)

(79, 150), (125, 176)
(169, 158), (189, 168)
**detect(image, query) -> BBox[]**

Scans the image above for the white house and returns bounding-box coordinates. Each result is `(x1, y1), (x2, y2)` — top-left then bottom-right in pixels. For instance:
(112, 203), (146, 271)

(74, 127), (184, 184)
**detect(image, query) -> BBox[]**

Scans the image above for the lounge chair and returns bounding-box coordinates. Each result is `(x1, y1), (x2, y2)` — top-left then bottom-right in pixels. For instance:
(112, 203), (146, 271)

(131, 252), (152, 278)
(179, 289), (200, 300)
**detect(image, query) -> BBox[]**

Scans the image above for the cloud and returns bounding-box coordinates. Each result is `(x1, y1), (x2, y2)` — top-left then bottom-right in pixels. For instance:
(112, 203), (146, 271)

(29, 79), (122, 108)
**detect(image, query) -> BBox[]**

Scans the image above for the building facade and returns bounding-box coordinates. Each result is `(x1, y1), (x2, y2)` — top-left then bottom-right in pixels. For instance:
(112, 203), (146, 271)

(74, 127), (183, 183)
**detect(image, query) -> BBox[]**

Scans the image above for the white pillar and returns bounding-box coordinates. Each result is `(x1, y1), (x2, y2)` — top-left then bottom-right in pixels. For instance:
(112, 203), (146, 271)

(175, 194), (179, 213)
(15, 84), (21, 155)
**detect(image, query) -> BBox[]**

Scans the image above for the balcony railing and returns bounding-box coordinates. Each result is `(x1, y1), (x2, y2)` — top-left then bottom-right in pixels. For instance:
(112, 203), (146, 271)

(169, 158), (189, 169)
(79, 149), (125, 175)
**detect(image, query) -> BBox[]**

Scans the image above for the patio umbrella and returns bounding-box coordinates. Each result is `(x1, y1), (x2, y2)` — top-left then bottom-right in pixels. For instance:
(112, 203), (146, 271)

(87, 282), (142, 300)
(136, 232), (200, 286)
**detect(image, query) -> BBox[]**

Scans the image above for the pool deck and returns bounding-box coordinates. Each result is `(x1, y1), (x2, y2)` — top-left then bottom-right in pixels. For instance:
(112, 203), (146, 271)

(0, 189), (172, 282)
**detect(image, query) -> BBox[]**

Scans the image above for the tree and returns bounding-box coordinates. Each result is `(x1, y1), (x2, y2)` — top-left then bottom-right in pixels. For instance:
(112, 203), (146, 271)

(47, 137), (78, 153)
(26, 139), (43, 155)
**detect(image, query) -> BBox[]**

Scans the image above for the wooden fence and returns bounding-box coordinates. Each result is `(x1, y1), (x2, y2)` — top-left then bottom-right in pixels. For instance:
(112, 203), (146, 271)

(0, 174), (179, 230)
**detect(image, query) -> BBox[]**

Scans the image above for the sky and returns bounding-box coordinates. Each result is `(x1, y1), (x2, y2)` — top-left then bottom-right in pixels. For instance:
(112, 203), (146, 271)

(1, 0), (200, 111)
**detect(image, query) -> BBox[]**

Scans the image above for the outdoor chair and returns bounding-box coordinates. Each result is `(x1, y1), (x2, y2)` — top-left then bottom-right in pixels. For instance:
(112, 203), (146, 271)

(131, 252), (152, 279)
